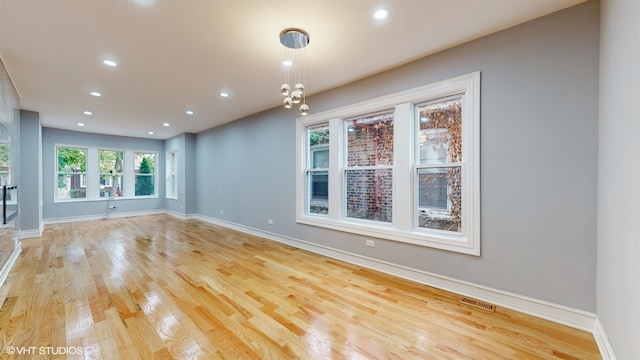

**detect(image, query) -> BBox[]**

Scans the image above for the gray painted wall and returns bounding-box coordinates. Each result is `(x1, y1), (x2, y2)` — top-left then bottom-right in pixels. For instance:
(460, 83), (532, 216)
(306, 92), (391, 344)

(184, 133), (196, 214)
(19, 110), (42, 232)
(42, 127), (165, 219)
(597, 0), (640, 358)
(195, 1), (599, 311)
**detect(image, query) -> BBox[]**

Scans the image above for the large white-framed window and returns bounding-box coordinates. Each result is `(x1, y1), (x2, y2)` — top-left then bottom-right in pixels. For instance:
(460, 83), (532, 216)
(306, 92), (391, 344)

(54, 144), (158, 201)
(134, 152), (156, 197)
(305, 125), (330, 215)
(166, 151), (177, 199)
(296, 72), (480, 255)
(99, 149), (124, 198)
(56, 146), (88, 200)
(344, 110), (395, 224)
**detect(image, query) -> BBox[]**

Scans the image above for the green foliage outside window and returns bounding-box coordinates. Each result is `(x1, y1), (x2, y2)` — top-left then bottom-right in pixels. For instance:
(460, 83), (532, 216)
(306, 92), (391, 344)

(135, 156), (155, 196)
(0, 143), (9, 170)
(57, 147), (86, 190)
(58, 147), (86, 173)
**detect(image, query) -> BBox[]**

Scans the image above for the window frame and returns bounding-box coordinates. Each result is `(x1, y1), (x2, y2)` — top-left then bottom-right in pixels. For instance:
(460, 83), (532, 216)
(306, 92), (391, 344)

(304, 125), (330, 215)
(54, 144), (158, 202)
(166, 150), (178, 200)
(134, 152), (157, 197)
(295, 72), (480, 255)
(343, 110), (395, 224)
(55, 146), (88, 201)
(98, 149), (125, 198)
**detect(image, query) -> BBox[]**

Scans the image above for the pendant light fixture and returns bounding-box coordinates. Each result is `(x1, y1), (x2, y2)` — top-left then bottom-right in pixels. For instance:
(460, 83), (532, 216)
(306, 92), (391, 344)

(280, 28), (309, 115)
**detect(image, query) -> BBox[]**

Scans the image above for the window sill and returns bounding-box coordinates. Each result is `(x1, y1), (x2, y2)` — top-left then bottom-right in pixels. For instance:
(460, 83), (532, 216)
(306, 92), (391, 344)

(296, 214), (479, 256)
(54, 196), (159, 203)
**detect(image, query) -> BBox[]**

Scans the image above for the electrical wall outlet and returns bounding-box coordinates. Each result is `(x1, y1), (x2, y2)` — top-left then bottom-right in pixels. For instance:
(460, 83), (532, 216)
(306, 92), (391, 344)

(366, 239), (375, 247)
(267, 219), (273, 225)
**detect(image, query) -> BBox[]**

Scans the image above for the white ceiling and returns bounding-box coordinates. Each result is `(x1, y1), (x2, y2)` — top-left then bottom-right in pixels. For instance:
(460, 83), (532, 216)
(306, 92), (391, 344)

(0, 0), (584, 140)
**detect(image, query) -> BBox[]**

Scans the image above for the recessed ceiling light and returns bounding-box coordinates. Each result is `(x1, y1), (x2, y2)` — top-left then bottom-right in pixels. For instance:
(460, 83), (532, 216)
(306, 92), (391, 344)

(162, 123), (170, 127)
(373, 8), (390, 20)
(90, 91), (102, 97)
(148, 131), (154, 135)
(219, 92), (230, 98)
(186, 110), (194, 115)
(102, 59), (118, 67)
(83, 111), (93, 115)
(282, 60), (293, 67)
(77, 122), (86, 127)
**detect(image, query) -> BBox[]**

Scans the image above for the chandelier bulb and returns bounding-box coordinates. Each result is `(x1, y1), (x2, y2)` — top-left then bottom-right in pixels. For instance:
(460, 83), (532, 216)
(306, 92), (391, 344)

(299, 103), (309, 116)
(283, 97), (293, 109)
(280, 83), (290, 96)
(291, 90), (302, 104)
(295, 83), (304, 93)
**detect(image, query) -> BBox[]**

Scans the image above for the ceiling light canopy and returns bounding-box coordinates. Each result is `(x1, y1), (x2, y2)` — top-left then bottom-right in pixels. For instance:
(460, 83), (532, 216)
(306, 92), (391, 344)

(279, 28), (309, 49)
(279, 28), (310, 116)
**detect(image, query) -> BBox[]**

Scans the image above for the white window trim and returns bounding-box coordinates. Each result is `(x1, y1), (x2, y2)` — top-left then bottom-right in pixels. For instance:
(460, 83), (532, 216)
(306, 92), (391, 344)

(295, 72), (480, 255)
(166, 150), (178, 200)
(133, 152), (158, 197)
(54, 144), (159, 202)
(54, 145), (88, 202)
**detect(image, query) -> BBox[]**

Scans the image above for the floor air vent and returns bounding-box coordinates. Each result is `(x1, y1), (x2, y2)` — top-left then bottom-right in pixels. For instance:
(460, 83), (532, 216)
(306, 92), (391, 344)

(461, 297), (496, 312)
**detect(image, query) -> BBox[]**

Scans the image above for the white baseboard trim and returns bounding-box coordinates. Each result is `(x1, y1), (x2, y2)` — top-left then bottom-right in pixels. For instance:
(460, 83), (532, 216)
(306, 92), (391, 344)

(164, 210), (197, 221)
(194, 214), (597, 333)
(43, 209), (165, 225)
(0, 244), (21, 289)
(20, 221), (44, 239)
(593, 318), (617, 360)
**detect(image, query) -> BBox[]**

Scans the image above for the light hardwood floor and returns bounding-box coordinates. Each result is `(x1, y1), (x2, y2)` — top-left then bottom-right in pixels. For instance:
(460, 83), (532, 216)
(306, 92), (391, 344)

(0, 215), (600, 359)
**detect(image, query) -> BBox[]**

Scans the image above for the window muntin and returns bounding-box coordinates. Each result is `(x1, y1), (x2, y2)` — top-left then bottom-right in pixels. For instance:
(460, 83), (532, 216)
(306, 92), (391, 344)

(135, 153), (156, 196)
(305, 125), (330, 215)
(344, 110), (394, 223)
(99, 150), (124, 198)
(296, 72), (480, 255)
(57, 147), (87, 200)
